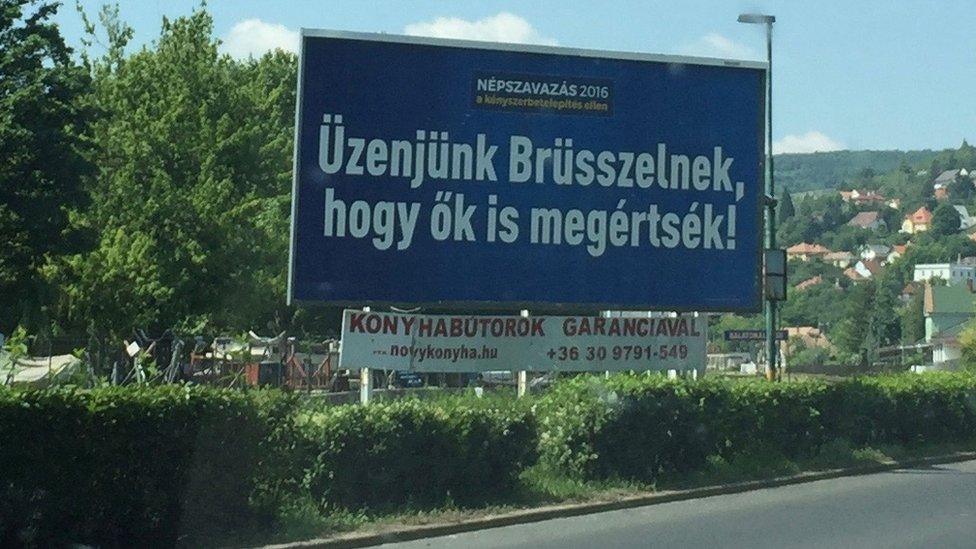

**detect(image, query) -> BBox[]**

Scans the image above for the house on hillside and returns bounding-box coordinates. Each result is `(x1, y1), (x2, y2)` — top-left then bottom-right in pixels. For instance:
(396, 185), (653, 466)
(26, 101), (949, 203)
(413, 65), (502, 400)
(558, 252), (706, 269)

(795, 275), (823, 292)
(934, 168), (970, 189)
(930, 323), (966, 369)
(844, 267), (866, 282)
(785, 326), (832, 350)
(923, 276), (976, 369)
(847, 211), (886, 230)
(853, 259), (882, 279)
(913, 262), (976, 287)
(824, 251), (855, 268)
(924, 284), (975, 343)
(887, 244), (908, 263)
(901, 206), (932, 234)
(859, 244), (891, 262)
(953, 205), (976, 230)
(839, 189), (886, 206)
(785, 242), (831, 261)
(900, 281), (921, 303)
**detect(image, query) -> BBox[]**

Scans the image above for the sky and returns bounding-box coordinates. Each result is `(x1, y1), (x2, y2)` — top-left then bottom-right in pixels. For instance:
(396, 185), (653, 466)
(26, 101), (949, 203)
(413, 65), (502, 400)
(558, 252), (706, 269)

(53, 0), (976, 154)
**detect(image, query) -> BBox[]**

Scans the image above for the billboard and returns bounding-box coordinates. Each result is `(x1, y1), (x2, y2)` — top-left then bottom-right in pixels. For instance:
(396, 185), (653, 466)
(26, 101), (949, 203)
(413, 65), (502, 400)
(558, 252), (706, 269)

(289, 31), (766, 312)
(339, 310), (706, 373)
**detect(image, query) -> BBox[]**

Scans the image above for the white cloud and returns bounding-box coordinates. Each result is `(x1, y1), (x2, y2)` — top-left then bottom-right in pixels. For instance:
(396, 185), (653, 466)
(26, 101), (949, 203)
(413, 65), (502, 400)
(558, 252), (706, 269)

(404, 12), (556, 45)
(221, 19), (298, 59)
(773, 131), (845, 154)
(680, 33), (757, 60)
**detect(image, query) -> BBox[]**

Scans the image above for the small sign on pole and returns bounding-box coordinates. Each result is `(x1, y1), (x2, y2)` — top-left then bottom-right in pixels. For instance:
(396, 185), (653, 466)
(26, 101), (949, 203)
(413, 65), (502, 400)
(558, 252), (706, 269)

(724, 329), (787, 341)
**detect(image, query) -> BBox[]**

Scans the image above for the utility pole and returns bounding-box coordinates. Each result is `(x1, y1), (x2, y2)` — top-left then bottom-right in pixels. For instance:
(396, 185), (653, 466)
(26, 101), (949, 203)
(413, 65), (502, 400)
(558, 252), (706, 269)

(738, 13), (778, 380)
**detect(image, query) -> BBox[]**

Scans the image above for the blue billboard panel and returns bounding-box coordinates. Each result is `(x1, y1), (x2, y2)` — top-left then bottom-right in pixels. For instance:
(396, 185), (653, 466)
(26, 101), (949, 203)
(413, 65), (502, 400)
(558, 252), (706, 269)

(289, 31), (766, 312)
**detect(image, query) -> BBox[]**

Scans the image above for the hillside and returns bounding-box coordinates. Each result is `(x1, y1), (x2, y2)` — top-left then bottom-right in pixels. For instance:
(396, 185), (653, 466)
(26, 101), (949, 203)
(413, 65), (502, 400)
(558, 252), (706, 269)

(774, 149), (940, 193)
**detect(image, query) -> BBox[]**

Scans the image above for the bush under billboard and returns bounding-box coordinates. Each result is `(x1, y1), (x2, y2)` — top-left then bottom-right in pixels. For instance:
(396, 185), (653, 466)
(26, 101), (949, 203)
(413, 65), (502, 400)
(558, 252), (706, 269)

(288, 31), (766, 312)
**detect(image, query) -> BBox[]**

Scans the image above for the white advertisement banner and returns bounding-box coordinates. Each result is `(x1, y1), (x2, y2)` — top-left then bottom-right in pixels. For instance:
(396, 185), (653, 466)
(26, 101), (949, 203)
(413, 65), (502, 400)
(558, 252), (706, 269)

(339, 310), (706, 373)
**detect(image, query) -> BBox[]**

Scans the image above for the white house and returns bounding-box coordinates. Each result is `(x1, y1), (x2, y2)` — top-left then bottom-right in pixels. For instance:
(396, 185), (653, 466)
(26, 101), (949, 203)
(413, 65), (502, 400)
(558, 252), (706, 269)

(854, 259), (882, 279)
(953, 205), (976, 230)
(913, 262), (976, 286)
(859, 244), (891, 262)
(824, 251), (855, 268)
(934, 168), (971, 189)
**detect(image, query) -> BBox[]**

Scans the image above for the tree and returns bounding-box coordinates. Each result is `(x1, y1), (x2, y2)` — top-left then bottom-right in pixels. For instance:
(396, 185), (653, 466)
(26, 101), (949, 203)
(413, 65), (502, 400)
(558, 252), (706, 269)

(948, 173), (975, 201)
(779, 187), (796, 219)
(931, 202), (961, 236)
(830, 281), (876, 359)
(900, 289), (924, 344)
(869, 269), (902, 347)
(0, 0), (93, 334)
(929, 159), (944, 183)
(53, 8), (297, 335)
(959, 321), (976, 371)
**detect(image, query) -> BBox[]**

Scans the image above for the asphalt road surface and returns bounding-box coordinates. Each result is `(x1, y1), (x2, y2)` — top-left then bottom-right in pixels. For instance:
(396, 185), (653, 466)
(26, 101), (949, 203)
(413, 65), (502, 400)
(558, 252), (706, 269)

(381, 459), (976, 549)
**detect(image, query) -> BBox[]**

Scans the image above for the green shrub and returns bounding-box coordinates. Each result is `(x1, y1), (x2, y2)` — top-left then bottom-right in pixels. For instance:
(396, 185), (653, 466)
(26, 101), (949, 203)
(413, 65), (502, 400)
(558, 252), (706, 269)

(301, 397), (537, 510)
(536, 372), (976, 482)
(0, 385), (283, 547)
(2, 373), (976, 545)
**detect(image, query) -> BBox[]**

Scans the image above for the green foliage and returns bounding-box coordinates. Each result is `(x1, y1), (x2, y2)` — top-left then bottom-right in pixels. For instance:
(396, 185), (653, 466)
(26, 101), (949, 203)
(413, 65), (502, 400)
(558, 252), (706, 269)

(959, 322), (976, 371)
(51, 8), (297, 336)
(535, 372), (976, 482)
(300, 397), (537, 510)
(707, 314), (762, 353)
(931, 202), (962, 236)
(900, 285), (925, 344)
(4, 376), (976, 544)
(779, 187), (796, 219)
(948, 174), (975, 201)
(0, 0), (93, 333)
(828, 280), (876, 358)
(0, 384), (282, 546)
(0, 326), (29, 384)
(774, 150), (938, 193)
(790, 345), (831, 368)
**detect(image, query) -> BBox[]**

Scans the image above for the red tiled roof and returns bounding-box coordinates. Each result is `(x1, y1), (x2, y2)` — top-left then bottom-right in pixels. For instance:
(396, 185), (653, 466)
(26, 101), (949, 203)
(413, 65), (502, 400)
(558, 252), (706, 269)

(860, 259), (883, 276)
(907, 206), (933, 223)
(847, 211), (883, 228)
(786, 242), (831, 255)
(795, 275), (824, 291)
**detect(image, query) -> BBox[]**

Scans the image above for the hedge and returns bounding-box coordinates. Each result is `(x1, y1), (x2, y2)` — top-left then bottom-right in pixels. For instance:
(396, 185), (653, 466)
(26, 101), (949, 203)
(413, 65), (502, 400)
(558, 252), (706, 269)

(3, 373), (976, 546)
(0, 385), (283, 547)
(0, 386), (535, 547)
(299, 396), (537, 510)
(536, 373), (976, 481)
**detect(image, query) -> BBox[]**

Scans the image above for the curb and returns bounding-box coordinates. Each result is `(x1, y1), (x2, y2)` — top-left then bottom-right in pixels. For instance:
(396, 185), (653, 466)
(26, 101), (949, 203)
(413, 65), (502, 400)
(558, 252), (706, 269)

(261, 451), (976, 549)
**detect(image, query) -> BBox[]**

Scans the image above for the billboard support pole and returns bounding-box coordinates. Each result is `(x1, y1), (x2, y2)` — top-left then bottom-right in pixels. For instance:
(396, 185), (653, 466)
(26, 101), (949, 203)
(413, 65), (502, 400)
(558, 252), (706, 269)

(738, 13), (778, 381)
(360, 306), (372, 404)
(762, 18), (778, 381)
(517, 309), (530, 398)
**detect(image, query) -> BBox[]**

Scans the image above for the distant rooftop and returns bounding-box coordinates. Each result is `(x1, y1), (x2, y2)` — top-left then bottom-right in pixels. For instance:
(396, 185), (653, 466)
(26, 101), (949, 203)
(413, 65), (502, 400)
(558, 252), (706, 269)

(847, 211), (883, 228)
(924, 284), (976, 315)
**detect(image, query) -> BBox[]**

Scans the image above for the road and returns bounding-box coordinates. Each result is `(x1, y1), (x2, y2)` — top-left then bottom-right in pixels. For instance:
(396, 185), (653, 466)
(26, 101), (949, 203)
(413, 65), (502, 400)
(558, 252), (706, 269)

(381, 459), (976, 549)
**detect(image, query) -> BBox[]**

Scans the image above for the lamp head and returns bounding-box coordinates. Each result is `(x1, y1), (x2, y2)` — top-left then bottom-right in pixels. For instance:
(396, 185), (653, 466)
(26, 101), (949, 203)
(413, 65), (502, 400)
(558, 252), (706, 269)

(737, 13), (776, 25)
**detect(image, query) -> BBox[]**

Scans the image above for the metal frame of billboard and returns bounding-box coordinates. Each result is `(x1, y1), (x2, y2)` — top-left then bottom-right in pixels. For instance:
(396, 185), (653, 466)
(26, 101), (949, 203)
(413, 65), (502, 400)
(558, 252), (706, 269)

(287, 29), (768, 314)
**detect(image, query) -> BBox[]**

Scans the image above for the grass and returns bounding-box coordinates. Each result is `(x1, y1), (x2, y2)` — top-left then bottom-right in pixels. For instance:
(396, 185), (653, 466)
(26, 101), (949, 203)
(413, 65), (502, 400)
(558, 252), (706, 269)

(251, 437), (976, 546)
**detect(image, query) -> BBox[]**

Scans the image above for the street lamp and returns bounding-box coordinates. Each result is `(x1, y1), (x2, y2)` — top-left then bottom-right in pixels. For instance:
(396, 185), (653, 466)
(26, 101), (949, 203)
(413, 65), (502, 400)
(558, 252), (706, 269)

(738, 13), (778, 380)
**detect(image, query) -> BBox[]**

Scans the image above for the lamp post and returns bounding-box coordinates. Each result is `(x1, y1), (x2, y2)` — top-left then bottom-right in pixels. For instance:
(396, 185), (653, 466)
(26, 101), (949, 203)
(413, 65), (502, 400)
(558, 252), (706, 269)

(738, 13), (778, 380)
